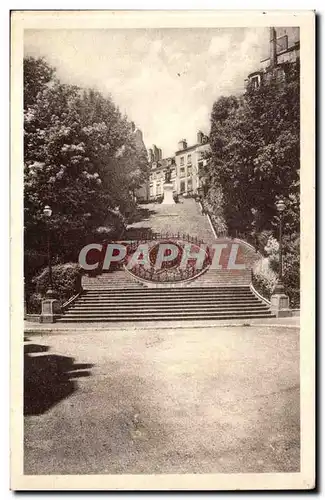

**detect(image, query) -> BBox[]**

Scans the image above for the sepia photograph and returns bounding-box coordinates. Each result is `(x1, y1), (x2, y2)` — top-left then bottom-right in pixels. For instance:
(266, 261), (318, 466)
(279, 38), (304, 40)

(10, 10), (315, 490)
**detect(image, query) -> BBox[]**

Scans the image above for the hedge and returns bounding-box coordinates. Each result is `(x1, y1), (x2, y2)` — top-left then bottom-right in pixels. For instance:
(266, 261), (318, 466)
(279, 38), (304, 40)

(27, 262), (81, 314)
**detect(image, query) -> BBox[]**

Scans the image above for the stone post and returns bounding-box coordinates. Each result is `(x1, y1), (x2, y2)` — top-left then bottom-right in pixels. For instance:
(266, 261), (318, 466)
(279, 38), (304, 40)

(270, 291), (290, 317)
(40, 295), (62, 323)
(162, 182), (175, 205)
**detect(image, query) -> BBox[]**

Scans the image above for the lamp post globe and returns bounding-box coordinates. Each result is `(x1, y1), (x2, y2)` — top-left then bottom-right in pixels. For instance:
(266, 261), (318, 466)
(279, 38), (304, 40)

(276, 199), (285, 213)
(43, 205), (52, 218)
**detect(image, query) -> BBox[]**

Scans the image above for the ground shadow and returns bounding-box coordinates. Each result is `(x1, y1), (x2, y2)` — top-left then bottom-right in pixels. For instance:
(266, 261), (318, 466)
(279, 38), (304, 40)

(124, 226), (154, 240)
(24, 342), (93, 416)
(127, 207), (157, 224)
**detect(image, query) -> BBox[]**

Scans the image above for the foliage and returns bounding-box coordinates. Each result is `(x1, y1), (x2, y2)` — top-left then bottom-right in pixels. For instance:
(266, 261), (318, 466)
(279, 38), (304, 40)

(207, 61), (300, 304)
(252, 257), (278, 300)
(24, 57), (149, 293)
(28, 262), (82, 313)
(282, 234), (300, 308)
(24, 57), (55, 109)
(201, 185), (227, 235)
(208, 62), (299, 235)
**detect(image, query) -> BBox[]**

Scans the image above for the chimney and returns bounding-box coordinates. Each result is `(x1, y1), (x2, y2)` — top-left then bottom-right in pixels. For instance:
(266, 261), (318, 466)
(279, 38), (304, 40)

(158, 148), (162, 160)
(178, 139), (187, 151)
(270, 27), (277, 68)
(153, 145), (159, 162)
(197, 131), (204, 144)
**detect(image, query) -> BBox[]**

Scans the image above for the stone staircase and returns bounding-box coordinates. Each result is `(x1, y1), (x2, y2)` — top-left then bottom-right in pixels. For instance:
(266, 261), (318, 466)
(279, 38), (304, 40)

(58, 286), (274, 323)
(82, 270), (144, 290)
(58, 198), (274, 322)
(81, 268), (253, 290)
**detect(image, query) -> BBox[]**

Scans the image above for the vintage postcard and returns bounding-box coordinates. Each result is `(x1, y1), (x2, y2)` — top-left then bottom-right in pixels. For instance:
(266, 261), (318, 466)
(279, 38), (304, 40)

(11, 10), (315, 490)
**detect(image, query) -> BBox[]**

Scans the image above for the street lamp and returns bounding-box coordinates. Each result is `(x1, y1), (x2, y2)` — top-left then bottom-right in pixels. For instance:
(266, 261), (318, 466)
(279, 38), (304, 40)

(274, 198), (285, 294)
(43, 205), (54, 298)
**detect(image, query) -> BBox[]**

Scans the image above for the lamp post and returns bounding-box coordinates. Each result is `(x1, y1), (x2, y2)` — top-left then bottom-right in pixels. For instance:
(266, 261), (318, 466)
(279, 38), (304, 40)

(43, 204), (54, 298)
(273, 198), (286, 294)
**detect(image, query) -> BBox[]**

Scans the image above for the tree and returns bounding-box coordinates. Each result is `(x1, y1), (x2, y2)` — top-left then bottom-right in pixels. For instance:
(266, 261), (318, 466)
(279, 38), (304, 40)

(24, 56), (55, 110)
(208, 61), (300, 302)
(24, 56), (149, 291)
(208, 62), (300, 237)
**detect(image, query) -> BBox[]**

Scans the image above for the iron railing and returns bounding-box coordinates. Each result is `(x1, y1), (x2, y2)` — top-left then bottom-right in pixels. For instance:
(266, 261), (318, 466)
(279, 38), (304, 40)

(130, 263), (202, 283)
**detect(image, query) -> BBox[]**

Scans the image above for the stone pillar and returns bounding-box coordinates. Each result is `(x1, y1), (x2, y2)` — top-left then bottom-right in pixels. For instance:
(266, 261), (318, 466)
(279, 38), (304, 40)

(162, 182), (175, 205)
(270, 292), (290, 317)
(40, 297), (62, 323)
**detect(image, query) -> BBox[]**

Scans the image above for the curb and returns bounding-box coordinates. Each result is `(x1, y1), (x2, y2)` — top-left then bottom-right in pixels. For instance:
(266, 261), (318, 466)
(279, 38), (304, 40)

(24, 322), (300, 335)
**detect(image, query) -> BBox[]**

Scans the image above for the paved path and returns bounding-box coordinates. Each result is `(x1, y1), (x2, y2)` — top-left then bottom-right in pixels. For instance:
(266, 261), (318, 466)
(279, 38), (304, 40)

(127, 198), (216, 242)
(24, 325), (299, 474)
(25, 316), (300, 334)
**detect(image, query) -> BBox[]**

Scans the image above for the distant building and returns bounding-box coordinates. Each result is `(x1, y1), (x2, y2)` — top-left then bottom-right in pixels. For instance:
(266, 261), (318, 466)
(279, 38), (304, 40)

(174, 131), (210, 196)
(149, 148), (176, 199)
(147, 130), (210, 200)
(246, 27), (300, 89)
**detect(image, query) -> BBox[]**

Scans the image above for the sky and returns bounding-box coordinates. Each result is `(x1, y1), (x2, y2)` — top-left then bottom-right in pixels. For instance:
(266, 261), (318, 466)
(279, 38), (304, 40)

(25, 27), (271, 157)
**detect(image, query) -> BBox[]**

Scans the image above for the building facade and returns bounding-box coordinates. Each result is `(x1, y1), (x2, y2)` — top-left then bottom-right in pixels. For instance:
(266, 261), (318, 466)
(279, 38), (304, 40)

(147, 131), (210, 200)
(246, 27), (300, 89)
(148, 152), (176, 199)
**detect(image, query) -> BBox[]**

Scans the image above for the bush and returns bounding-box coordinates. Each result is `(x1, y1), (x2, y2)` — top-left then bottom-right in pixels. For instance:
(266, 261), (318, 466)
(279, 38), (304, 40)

(150, 195), (163, 204)
(202, 185), (228, 236)
(28, 262), (82, 313)
(264, 235), (280, 274)
(255, 230), (273, 256)
(252, 257), (277, 300)
(262, 233), (300, 308)
(27, 292), (44, 314)
(283, 235), (300, 308)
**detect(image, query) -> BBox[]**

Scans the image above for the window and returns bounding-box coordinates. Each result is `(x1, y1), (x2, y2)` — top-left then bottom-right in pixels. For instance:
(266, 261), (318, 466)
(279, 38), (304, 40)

(187, 165), (192, 177)
(187, 178), (193, 193)
(180, 181), (185, 193)
(180, 156), (184, 166)
(180, 167), (185, 178)
(157, 184), (161, 195)
(187, 154), (192, 165)
(276, 67), (285, 82)
(251, 75), (261, 89)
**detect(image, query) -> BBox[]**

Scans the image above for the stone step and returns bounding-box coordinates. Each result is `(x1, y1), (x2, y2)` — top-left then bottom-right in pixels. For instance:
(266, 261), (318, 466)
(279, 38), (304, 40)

(83, 286), (251, 293)
(80, 296), (256, 303)
(68, 303), (268, 312)
(58, 312), (274, 322)
(79, 295), (256, 302)
(74, 294), (260, 302)
(73, 298), (261, 306)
